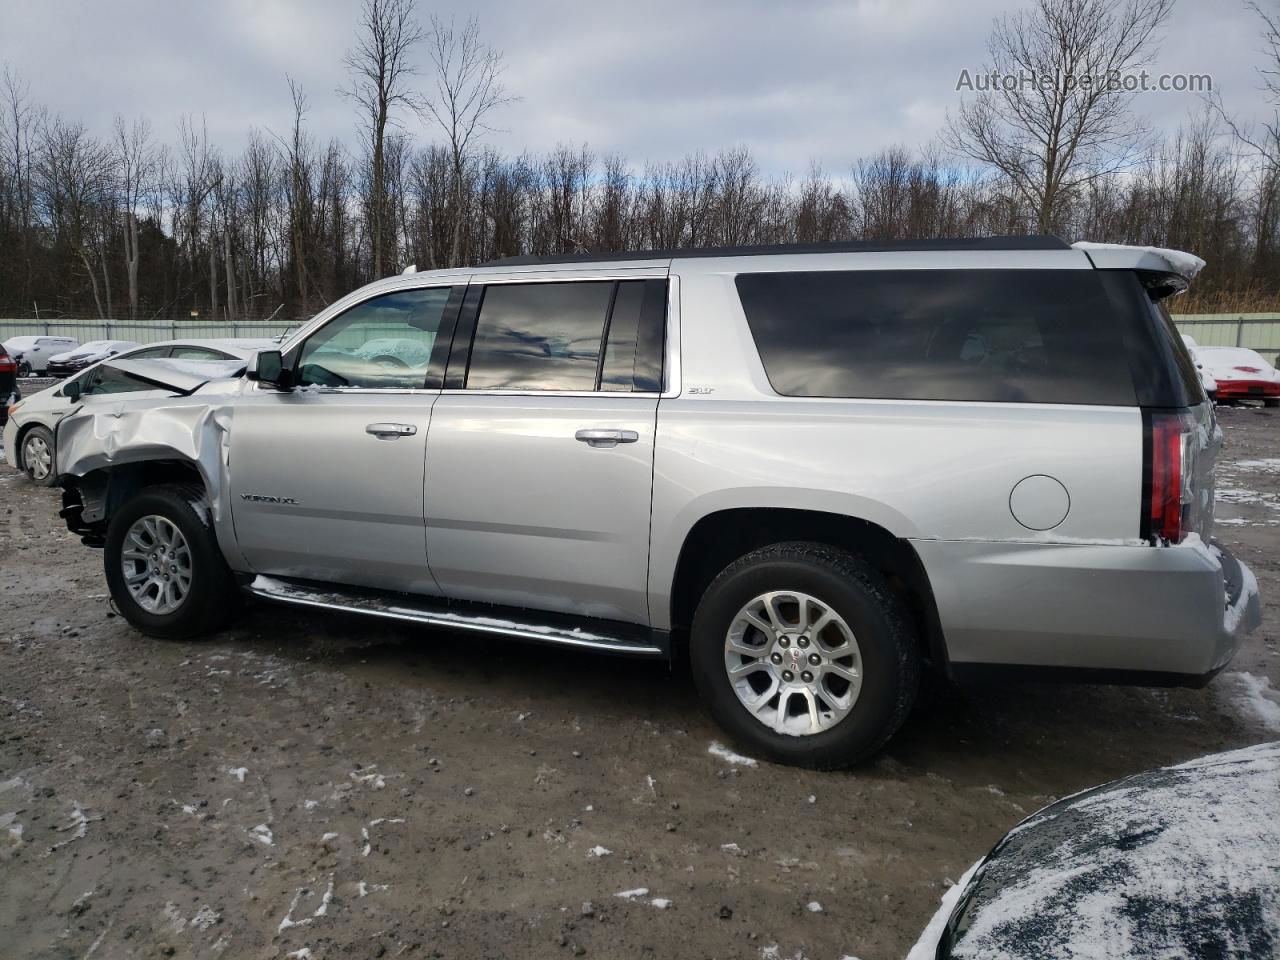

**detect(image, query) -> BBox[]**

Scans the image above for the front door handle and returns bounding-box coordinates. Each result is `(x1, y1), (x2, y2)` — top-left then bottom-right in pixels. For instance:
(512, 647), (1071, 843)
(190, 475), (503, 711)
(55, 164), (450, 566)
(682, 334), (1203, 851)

(575, 428), (639, 448)
(366, 422), (417, 439)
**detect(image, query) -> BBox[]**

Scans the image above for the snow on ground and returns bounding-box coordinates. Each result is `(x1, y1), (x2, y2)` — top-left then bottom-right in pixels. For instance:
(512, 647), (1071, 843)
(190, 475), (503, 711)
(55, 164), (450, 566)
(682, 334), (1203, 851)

(708, 741), (758, 767)
(1228, 672), (1280, 732)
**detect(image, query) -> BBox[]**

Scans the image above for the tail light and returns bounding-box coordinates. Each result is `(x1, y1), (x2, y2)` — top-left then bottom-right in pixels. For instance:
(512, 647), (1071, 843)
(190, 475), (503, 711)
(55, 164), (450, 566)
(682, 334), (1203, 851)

(1234, 366), (1263, 374)
(1143, 411), (1196, 544)
(0, 352), (15, 374)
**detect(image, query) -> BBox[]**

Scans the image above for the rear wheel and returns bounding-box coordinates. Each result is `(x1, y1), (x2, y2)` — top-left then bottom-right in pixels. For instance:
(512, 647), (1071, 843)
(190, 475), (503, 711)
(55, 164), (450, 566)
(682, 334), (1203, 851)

(1265, 398), (1279, 408)
(104, 485), (241, 639)
(689, 542), (921, 769)
(20, 426), (56, 486)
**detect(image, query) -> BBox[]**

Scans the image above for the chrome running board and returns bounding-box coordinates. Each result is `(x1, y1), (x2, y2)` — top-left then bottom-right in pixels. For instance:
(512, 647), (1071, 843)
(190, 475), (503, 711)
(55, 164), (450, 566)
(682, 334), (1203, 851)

(246, 575), (667, 658)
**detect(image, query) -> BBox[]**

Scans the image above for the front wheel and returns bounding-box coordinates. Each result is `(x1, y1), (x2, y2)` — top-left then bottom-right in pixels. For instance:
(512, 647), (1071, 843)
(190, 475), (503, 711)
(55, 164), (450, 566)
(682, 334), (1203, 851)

(17, 360), (32, 377)
(20, 426), (57, 486)
(104, 485), (241, 639)
(689, 542), (921, 769)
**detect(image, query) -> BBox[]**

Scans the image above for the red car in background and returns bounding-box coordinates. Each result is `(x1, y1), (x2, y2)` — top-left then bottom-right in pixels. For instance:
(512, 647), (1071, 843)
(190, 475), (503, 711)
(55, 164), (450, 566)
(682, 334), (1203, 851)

(1196, 346), (1280, 405)
(0, 344), (18, 427)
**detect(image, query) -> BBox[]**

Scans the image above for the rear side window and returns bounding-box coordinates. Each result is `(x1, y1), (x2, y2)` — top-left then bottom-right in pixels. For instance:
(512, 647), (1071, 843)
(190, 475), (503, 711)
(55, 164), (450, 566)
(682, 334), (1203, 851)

(128, 347), (170, 359)
(462, 279), (667, 392)
(736, 269), (1138, 405)
(170, 346), (230, 360)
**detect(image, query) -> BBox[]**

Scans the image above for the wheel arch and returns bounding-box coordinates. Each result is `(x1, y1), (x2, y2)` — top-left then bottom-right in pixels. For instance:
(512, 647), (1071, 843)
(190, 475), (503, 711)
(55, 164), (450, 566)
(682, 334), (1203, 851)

(666, 507), (949, 673)
(61, 458), (210, 547)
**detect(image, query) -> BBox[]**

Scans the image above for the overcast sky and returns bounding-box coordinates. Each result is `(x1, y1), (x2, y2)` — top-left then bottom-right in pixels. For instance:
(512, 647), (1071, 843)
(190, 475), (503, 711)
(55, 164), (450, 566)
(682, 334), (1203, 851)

(0, 0), (1270, 174)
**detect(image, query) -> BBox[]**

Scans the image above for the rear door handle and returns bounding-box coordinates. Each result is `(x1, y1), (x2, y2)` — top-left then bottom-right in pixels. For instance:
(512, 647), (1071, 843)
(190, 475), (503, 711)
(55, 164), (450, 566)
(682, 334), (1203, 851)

(366, 422), (417, 439)
(575, 428), (639, 448)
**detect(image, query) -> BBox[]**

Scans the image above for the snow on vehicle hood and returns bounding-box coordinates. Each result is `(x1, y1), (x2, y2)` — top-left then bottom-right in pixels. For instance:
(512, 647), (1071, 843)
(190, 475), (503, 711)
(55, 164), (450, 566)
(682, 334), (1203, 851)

(909, 740), (1280, 959)
(1072, 241), (1206, 279)
(1197, 348), (1280, 381)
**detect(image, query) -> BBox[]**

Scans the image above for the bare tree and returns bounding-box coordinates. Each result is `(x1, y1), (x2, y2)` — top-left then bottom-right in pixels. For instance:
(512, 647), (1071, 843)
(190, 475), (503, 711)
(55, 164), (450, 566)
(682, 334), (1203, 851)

(947, 0), (1174, 233)
(3, 67), (37, 308)
(421, 15), (513, 267)
(113, 115), (160, 320)
(342, 0), (422, 278)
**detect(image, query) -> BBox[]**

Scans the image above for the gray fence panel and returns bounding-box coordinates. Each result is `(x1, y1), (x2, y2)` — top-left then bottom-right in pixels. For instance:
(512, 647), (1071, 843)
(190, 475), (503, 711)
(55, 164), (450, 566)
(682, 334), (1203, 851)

(0, 319), (301, 346)
(1172, 314), (1280, 362)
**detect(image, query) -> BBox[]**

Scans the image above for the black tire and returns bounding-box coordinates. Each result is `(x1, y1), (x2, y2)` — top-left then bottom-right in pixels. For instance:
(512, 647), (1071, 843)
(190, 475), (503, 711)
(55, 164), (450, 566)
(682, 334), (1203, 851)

(103, 484), (241, 640)
(1265, 398), (1280, 408)
(17, 360), (32, 377)
(19, 425), (57, 487)
(689, 542), (921, 769)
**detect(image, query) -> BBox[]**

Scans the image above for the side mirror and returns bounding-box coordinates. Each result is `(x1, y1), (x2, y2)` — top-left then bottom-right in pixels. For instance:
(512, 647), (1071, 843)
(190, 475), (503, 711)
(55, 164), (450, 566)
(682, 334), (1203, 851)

(247, 350), (293, 391)
(63, 379), (81, 403)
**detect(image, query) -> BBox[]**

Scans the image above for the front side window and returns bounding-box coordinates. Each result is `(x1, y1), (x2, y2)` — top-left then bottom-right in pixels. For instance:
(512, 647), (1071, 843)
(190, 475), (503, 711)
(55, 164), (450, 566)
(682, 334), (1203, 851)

(128, 347), (170, 359)
(736, 269), (1137, 405)
(297, 287), (454, 389)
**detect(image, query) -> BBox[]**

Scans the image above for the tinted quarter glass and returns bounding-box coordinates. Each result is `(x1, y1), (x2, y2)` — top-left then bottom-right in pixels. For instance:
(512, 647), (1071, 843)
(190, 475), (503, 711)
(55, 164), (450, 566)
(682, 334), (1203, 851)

(600, 281), (644, 391)
(297, 286), (454, 389)
(467, 281), (612, 391)
(736, 269), (1138, 405)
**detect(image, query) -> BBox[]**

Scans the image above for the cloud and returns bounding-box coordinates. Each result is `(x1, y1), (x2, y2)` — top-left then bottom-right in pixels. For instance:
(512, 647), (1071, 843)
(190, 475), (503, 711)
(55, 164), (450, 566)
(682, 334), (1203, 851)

(0, 0), (1266, 174)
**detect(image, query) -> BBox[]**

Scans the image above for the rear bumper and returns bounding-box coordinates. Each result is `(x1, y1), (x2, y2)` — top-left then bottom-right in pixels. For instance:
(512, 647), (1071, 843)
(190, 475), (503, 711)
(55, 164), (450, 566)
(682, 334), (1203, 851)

(912, 536), (1260, 681)
(1215, 378), (1280, 399)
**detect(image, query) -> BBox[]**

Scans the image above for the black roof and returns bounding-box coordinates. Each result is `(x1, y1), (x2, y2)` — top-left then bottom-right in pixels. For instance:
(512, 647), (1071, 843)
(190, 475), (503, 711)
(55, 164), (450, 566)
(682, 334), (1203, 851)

(480, 235), (1069, 267)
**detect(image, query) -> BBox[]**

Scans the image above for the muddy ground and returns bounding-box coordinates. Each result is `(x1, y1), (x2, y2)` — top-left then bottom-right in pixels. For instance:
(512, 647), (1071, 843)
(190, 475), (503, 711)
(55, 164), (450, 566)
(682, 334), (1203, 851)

(1, 406), (1278, 960)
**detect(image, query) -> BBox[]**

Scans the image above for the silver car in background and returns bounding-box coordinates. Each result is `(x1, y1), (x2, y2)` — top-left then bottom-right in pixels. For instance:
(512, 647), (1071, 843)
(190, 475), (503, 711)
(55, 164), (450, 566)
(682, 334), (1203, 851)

(51, 237), (1260, 768)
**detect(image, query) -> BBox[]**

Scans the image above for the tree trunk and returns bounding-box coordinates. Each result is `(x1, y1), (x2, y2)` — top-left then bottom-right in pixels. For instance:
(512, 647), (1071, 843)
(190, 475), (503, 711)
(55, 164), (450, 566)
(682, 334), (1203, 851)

(102, 253), (112, 319)
(224, 227), (236, 323)
(209, 228), (219, 321)
(124, 212), (140, 321)
(80, 250), (104, 319)
(371, 92), (389, 278)
(450, 157), (464, 267)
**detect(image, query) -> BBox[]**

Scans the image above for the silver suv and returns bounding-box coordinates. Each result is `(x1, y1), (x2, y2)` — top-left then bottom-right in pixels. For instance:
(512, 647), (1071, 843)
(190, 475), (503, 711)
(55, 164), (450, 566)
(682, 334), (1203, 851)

(51, 237), (1261, 768)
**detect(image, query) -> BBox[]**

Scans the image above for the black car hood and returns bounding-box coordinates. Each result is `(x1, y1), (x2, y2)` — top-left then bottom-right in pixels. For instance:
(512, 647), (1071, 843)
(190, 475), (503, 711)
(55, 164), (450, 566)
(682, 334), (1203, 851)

(934, 741), (1280, 959)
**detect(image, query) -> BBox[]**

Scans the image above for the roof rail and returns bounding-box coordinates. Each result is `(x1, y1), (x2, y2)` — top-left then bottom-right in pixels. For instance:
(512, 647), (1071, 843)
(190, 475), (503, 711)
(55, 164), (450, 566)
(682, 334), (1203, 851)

(480, 235), (1070, 267)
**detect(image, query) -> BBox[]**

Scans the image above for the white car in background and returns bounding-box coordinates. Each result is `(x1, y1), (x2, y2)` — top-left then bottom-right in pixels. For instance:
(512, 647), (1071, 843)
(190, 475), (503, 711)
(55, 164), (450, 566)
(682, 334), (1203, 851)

(4, 338), (271, 485)
(1180, 334), (1218, 401)
(2, 335), (80, 376)
(45, 339), (142, 378)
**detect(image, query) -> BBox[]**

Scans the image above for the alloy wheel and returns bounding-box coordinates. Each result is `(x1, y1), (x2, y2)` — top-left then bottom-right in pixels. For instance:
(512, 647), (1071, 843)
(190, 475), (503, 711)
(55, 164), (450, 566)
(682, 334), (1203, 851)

(723, 590), (864, 736)
(121, 515), (193, 615)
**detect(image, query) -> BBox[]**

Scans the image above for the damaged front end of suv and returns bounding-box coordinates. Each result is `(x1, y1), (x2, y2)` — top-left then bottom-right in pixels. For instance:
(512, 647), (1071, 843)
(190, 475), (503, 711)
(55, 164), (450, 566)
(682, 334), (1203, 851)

(55, 359), (245, 559)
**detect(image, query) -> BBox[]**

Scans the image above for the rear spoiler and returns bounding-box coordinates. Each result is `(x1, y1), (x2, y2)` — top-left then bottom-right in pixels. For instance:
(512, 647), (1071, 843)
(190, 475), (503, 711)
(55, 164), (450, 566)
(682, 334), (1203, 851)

(101, 357), (247, 396)
(1073, 241), (1205, 299)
